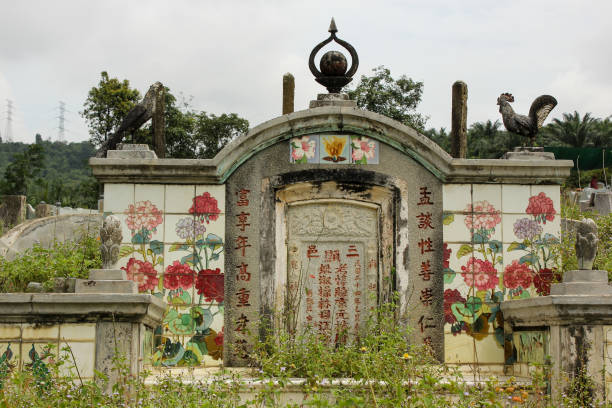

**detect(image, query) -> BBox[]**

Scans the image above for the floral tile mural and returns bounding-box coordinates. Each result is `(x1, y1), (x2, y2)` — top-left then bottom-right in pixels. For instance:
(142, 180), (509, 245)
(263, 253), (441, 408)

(320, 135), (349, 163)
(350, 136), (379, 164)
(443, 185), (560, 360)
(289, 134), (379, 164)
(290, 136), (318, 163)
(112, 187), (225, 367)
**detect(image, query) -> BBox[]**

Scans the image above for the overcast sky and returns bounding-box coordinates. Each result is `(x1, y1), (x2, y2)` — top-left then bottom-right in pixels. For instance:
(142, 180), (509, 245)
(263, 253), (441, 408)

(1, 0), (611, 144)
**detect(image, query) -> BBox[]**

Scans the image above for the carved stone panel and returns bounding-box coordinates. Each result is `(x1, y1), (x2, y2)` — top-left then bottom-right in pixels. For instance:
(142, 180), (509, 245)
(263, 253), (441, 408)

(286, 200), (378, 340)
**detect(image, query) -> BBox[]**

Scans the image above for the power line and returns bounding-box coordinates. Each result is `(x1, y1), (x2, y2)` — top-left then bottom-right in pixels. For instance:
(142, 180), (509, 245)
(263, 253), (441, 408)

(58, 101), (66, 142)
(5, 99), (13, 142)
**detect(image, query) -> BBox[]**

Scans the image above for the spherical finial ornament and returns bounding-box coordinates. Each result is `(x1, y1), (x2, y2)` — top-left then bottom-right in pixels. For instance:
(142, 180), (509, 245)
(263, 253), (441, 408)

(320, 51), (348, 76)
(308, 18), (359, 93)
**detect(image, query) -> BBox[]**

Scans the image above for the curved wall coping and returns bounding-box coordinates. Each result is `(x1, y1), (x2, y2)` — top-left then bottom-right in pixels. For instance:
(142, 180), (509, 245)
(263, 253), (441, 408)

(90, 106), (573, 185)
(0, 293), (166, 327)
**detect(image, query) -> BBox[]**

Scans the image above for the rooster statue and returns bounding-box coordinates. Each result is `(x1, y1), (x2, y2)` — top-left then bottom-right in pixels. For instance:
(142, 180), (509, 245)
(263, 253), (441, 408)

(497, 93), (557, 146)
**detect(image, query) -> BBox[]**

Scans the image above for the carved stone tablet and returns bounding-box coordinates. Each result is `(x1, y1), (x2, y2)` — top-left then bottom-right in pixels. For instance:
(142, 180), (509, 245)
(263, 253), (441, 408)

(286, 200), (378, 341)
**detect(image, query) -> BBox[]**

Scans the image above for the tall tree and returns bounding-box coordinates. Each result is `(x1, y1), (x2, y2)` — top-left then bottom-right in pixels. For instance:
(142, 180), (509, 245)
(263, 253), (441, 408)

(132, 88), (249, 159)
(1, 144), (45, 195)
(192, 112), (249, 158)
(81, 71), (141, 147)
(465, 120), (523, 159)
(347, 66), (428, 131)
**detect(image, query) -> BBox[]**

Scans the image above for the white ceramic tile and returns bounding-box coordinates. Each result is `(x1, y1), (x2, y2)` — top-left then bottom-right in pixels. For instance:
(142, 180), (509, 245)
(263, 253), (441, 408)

(530, 185), (561, 215)
(201, 214), (225, 269)
(27, 343), (57, 369)
(0, 343), (20, 369)
(103, 184), (134, 212)
(0, 324), (21, 340)
(473, 184), (502, 211)
(164, 285), (195, 307)
(442, 184), (471, 212)
(466, 213), (502, 243)
(208, 306), (224, 332)
(117, 245), (135, 270)
(195, 185), (226, 214)
(443, 214), (472, 243)
(22, 324), (59, 341)
(59, 342), (95, 378)
(135, 184), (165, 212)
(165, 214), (196, 243)
(502, 243), (525, 269)
(59, 324), (96, 342)
(444, 272), (471, 297)
(501, 185), (531, 213)
(446, 243), (472, 274)
(540, 214), (561, 240)
(165, 185), (195, 213)
(474, 334), (505, 364)
(113, 213), (136, 244)
(444, 333), (475, 363)
(502, 213), (532, 243)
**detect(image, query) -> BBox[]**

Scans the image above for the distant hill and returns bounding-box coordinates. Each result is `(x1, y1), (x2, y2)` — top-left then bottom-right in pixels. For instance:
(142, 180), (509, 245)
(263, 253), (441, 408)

(0, 140), (99, 209)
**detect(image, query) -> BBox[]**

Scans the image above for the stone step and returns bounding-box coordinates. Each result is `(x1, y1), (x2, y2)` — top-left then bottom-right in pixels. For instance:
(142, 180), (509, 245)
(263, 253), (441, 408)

(562, 269), (609, 283)
(88, 269), (127, 280)
(75, 279), (137, 294)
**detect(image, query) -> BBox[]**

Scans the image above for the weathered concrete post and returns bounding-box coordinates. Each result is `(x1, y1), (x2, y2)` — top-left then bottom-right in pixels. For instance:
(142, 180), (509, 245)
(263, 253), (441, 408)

(450, 81), (467, 158)
(152, 85), (165, 158)
(282, 73), (295, 115)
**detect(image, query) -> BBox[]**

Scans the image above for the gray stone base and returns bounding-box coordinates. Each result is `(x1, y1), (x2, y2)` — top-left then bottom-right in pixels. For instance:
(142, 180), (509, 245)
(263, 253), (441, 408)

(551, 270), (612, 295)
(89, 269), (127, 280)
(75, 279), (137, 293)
(309, 93), (356, 108)
(502, 147), (555, 160)
(107, 144), (158, 159)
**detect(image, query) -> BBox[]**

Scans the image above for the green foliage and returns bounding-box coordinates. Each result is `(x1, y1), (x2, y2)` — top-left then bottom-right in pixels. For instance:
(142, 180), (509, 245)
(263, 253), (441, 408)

(0, 299), (606, 406)
(82, 73), (249, 159)
(0, 235), (101, 292)
(0, 144), (44, 195)
(422, 127), (450, 153)
(0, 140), (98, 208)
(347, 65), (428, 131)
(81, 71), (141, 147)
(558, 200), (612, 278)
(538, 111), (603, 148)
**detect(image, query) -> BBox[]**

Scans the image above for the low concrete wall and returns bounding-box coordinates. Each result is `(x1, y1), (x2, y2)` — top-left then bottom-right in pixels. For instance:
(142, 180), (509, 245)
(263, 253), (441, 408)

(0, 293), (165, 391)
(0, 214), (102, 260)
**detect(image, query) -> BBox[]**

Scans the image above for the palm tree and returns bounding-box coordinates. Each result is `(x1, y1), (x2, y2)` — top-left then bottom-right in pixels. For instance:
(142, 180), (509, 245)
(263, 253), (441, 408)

(541, 111), (599, 147)
(467, 120), (503, 158)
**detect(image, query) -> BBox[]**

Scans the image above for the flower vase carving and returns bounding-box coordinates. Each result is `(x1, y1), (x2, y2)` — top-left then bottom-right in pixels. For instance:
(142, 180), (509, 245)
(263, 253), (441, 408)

(100, 215), (122, 269)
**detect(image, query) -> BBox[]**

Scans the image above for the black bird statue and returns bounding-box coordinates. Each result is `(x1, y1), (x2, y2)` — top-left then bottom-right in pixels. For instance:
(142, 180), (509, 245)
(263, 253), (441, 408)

(497, 93), (557, 146)
(96, 82), (164, 157)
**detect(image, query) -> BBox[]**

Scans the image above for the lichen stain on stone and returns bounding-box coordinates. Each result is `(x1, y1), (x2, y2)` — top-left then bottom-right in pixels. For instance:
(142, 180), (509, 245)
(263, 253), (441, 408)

(402, 246), (410, 270)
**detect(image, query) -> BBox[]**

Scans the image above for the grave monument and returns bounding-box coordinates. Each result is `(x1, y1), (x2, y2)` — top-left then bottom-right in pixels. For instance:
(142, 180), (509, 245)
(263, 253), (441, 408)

(90, 19), (572, 374)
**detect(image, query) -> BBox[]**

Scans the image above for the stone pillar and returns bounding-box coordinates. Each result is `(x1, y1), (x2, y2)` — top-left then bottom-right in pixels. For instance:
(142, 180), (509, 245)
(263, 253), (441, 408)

(35, 202), (55, 218)
(0, 195), (26, 228)
(450, 81), (467, 159)
(282, 73), (295, 115)
(152, 86), (165, 158)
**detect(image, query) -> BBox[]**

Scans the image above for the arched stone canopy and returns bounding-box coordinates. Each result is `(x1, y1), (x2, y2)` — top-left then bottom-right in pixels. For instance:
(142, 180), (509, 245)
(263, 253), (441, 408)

(91, 106), (571, 186)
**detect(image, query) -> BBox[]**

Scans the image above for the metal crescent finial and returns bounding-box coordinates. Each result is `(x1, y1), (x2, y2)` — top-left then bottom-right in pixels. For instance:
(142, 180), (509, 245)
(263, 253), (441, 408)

(328, 18), (338, 33)
(308, 18), (359, 93)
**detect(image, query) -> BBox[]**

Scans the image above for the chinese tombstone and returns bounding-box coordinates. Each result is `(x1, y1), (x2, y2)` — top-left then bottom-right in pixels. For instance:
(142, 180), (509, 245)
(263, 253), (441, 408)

(90, 20), (571, 372)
